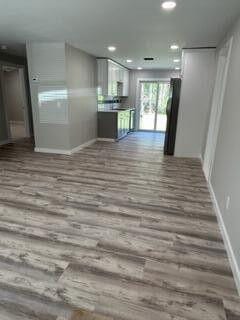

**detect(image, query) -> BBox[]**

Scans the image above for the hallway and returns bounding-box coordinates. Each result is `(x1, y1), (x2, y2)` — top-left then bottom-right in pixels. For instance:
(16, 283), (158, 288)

(0, 133), (239, 319)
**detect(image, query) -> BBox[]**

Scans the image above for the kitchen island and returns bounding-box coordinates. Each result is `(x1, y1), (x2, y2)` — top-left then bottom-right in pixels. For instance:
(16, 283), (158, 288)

(98, 107), (135, 141)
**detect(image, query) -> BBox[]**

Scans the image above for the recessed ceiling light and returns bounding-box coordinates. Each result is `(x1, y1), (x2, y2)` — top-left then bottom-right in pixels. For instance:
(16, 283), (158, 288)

(173, 58), (180, 63)
(137, 67), (143, 70)
(108, 46), (116, 52)
(161, 1), (177, 10)
(175, 67), (180, 70)
(126, 59), (133, 63)
(170, 44), (179, 50)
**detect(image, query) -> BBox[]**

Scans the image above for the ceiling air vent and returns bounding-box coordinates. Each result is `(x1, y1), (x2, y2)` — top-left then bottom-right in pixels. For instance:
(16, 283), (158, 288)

(144, 57), (154, 61)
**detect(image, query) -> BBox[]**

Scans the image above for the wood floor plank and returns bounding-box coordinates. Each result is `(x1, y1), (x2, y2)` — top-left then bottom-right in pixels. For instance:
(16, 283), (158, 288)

(0, 246), (69, 279)
(59, 264), (227, 320)
(0, 231), (145, 279)
(0, 133), (239, 319)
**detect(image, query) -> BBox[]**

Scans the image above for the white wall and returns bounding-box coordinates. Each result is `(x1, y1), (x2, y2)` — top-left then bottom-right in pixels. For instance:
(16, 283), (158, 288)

(175, 49), (216, 158)
(27, 42), (70, 151)
(65, 44), (97, 149)
(3, 69), (24, 122)
(210, 16), (240, 292)
(27, 42), (97, 153)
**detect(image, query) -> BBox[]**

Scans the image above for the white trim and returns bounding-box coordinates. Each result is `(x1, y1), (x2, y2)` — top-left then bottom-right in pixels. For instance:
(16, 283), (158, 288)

(0, 66), (11, 139)
(0, 139), (11, 146)
(35, 139), (96, 155)
(34, 147), (71, 155)
(19, 67), (31, 138)
(208, 181), (240, 295)
(70, 139), (96, 153)
(97, 138), (116, 142)
(203, 37), (233, 181)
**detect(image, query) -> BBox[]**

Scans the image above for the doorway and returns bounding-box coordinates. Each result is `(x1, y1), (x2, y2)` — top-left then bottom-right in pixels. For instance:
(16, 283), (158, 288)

(2, 65), (31, 141)
(139, 81), (170, 132)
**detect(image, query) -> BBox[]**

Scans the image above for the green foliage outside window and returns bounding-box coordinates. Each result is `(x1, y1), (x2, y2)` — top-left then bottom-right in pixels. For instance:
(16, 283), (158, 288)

(141, 82), (170, 114)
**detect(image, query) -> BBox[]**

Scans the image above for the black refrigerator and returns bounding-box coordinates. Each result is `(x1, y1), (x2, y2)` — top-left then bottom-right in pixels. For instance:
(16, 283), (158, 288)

(164, 78), (181, 156)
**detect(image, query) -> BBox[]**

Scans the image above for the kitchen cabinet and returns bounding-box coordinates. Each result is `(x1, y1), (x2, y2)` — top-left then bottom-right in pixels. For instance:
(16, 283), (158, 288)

(97, 59), (130, 97)
(123, 68), (129, 96)
(98, 110), (130, 140)
(97, 59), (108, 96)
(108, 60), (118, 96)
(118, 67), (124, 82)
(117, 110), (130, 139)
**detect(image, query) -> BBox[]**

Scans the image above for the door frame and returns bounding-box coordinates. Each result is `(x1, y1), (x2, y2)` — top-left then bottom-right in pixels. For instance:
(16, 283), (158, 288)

(19, 67), (31, 137)
(0, 66), (11, 140)
(1, 63), (31, 140)
(203, 37), (233, 181)
(136, 78), (170, 131)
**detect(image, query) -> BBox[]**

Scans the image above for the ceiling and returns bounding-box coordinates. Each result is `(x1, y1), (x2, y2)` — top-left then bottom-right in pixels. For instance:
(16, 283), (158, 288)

(0, 0), (240, 69)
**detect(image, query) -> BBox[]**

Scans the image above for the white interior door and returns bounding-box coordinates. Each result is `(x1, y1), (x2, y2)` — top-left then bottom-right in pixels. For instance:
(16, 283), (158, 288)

(203, 37), (233, 181)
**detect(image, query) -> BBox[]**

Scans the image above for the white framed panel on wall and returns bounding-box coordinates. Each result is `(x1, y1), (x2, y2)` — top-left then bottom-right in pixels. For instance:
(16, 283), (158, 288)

(203, 37), (233, 180)
(38, 85), (69, 124)
(29, 42), (66, 82)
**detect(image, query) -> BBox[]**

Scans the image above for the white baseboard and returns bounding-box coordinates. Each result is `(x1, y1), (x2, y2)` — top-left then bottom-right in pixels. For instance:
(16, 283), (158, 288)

(208, 181), (240, 295)
(35, 139), (96, 155)
(70, 139), (96, 153)
(0, 139), (11, 146)
(34, 147), (71, 155)
(97, 138), (116, 142)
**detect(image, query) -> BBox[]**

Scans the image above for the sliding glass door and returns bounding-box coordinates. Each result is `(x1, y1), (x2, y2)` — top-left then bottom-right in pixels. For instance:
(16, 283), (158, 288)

(139, 81), (170, 131)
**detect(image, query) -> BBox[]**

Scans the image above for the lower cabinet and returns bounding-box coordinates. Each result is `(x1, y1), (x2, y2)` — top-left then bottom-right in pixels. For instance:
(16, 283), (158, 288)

(117, 110), (130, 140)
(98, 110), (130, 140)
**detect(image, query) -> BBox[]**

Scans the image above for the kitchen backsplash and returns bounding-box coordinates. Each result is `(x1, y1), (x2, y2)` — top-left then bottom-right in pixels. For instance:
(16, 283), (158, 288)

(98, 97), (128, 110)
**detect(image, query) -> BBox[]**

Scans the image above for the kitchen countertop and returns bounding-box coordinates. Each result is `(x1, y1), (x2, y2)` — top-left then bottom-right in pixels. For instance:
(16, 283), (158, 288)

(98, 107), (135, 113)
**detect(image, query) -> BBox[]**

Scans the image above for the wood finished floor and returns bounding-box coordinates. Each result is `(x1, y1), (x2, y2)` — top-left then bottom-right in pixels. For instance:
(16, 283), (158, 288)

(0, 132), (239, 320)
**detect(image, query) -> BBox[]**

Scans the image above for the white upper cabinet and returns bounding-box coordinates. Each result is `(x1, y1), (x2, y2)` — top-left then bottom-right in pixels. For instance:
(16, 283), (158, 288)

(97, 59), (129, 97)
(122, 68), (129, 97)
(118, 66), (124, 83)
(108, 60), (118, 96)
(97, 59), (108, 96)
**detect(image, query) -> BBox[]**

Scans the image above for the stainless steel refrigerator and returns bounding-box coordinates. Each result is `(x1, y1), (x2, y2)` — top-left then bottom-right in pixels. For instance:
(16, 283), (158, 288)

(164, 78), (182, 155)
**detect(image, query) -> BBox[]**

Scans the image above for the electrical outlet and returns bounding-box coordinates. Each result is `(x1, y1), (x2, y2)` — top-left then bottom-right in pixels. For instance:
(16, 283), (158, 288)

(226, 196), (231, 211)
